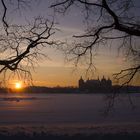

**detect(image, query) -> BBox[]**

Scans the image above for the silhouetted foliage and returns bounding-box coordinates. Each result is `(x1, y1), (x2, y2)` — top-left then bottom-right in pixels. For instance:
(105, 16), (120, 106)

(0, 131), (140, 140)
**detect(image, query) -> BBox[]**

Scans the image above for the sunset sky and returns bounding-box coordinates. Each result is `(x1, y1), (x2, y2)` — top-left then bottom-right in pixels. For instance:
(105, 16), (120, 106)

(1, 0), (140, 87)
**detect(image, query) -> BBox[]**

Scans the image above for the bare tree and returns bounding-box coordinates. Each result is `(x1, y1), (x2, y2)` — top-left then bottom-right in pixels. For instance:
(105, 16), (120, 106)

(51, 0), (140, 85)
(1, 17), (59, 80)
(0, 0), (60, 85)
(0, 0), (139, 86)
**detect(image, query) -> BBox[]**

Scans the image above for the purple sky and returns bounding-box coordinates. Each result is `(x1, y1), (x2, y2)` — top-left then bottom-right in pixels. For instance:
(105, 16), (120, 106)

(0, 0), (140, 87)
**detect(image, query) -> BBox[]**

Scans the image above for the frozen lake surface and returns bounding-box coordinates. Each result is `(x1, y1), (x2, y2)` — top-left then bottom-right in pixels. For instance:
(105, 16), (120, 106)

(0, 93), (140, 126)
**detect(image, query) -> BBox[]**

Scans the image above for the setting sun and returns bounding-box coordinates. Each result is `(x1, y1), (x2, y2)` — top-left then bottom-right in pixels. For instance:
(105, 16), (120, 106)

(15, 82), (22, 89)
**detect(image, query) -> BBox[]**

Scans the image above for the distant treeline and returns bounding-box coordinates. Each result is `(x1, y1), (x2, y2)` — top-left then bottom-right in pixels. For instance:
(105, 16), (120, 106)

(24, 86), (78, 93)
(0, 85), (139, 94)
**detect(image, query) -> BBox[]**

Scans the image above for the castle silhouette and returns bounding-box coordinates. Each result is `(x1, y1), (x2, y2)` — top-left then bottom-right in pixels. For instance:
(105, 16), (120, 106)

(79, 76), (112, 93)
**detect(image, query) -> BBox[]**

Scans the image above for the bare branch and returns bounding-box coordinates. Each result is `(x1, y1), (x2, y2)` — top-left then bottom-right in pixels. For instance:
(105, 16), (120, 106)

(51, 0), (140, 85)
(0, 17), (61, 83)
(1, 0), (9, 34)
(113, 65), (140, 86)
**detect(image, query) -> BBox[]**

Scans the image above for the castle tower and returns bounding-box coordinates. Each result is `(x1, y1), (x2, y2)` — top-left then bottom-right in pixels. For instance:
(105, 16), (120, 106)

(107, 77), (112, 87)
(79, 76), (84, 89)
(101, 75), (106, 83)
